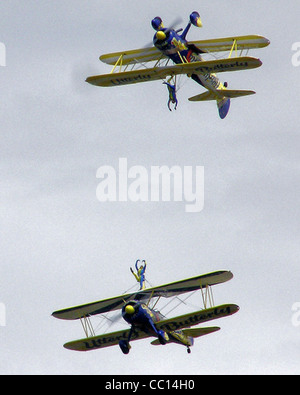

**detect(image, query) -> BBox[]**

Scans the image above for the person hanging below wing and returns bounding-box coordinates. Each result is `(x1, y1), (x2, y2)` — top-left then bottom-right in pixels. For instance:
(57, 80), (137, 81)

(130, 259), (147, 290)
(163, 77), (178, 111)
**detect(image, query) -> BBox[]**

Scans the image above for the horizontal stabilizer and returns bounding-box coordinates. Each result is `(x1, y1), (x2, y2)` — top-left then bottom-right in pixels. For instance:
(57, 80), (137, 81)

(182, 326), (220, 338)
(150, 326), (220, 345)
(189, 91), (217, 101)
(189, 89), (255, 101)
(218, 89), (256, 98)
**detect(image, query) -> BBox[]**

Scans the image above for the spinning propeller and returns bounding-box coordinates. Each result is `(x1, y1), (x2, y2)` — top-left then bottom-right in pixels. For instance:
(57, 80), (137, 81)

(152, 11), (202, 43)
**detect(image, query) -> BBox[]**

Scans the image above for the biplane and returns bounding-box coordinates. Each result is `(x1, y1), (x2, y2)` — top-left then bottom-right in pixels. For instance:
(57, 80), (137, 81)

(52, 270), (239, 354)
(86, 11), (270, 118)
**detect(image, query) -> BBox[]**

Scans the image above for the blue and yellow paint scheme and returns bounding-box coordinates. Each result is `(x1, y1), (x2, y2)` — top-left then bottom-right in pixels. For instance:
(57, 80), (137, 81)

(53, 270), (239, 354)
(119, 300), (223, 354)
(151, 12), (231, 118)
(86, 11), (269, 119)
(120, 301), (169, 353)
(62, 302), (237, 354)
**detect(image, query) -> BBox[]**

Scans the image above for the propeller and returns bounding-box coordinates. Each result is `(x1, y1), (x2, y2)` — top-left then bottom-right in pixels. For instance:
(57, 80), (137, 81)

(137, 13), (200, 59)
(137, 15), (184, 52)
(152, 16), (184, 44)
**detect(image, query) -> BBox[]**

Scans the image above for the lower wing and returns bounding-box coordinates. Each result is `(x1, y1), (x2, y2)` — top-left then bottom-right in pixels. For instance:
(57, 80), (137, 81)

(86, 56), (262, 87)
(63, 327), (150, 352)
(156, 304), (239, 332)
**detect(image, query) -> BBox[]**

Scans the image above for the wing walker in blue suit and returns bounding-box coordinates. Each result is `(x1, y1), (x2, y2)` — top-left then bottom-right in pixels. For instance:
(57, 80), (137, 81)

(130, 259), (147, 290)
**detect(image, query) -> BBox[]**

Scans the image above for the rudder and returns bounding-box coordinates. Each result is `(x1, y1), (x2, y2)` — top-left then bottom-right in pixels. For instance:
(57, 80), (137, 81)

(217, 97), (230, 119)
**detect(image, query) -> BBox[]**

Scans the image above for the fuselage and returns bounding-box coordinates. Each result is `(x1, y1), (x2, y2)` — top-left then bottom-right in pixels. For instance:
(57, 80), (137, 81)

(153, 25), (230, 118)
(122, 301), (193, 347)
(153, 28), (225, 93)
(122, 301), (163, 329)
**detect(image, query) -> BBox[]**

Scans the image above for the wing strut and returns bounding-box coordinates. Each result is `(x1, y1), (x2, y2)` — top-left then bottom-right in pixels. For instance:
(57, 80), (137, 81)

(228, 39), (238, 58)
(110, 54), (124, 73)
(80, 316), (95, 338)
(199, 282), (215, 309)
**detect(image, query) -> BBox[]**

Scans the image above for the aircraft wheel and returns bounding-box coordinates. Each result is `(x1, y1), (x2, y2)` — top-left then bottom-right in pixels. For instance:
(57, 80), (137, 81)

(119, 340), (130, 354)
(187, 347), (191, 354)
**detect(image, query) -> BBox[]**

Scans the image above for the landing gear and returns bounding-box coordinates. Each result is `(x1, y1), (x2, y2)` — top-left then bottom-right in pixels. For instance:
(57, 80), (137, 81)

(119, 340), (131, 354)
(119, 325), (134, 354)
(187, 347), (191, 354)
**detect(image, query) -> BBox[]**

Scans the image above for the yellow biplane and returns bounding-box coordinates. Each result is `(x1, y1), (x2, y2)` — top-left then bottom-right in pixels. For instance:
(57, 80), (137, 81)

(52, 270), (239, 354)
(86, 11), (270, 118)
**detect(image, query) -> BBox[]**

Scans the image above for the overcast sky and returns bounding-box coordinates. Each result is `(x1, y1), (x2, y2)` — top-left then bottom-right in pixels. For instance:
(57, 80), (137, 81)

(1, 0), (299, 374)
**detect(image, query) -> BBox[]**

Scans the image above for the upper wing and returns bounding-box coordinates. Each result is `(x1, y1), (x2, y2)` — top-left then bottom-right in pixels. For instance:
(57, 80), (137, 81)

(99, 46), (165, 65)
(190, 34), (270, 53)
(52, 291), (138, 320)
(52, 270), (233, 321)
(141, 270), (233, 298)
(63, 327), (150, 352)
(98, 35), (269, 65)
(86, 56), (262, 88)
(156, 304), (239, 332)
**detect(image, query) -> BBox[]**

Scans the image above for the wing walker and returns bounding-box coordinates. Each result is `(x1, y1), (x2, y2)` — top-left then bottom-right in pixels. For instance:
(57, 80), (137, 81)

(52, 267), (239, 354)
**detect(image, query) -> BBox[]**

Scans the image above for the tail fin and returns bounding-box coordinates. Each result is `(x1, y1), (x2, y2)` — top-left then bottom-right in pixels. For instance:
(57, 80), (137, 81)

(217, 97), (230, 119)
(188, 91), (230, 119)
